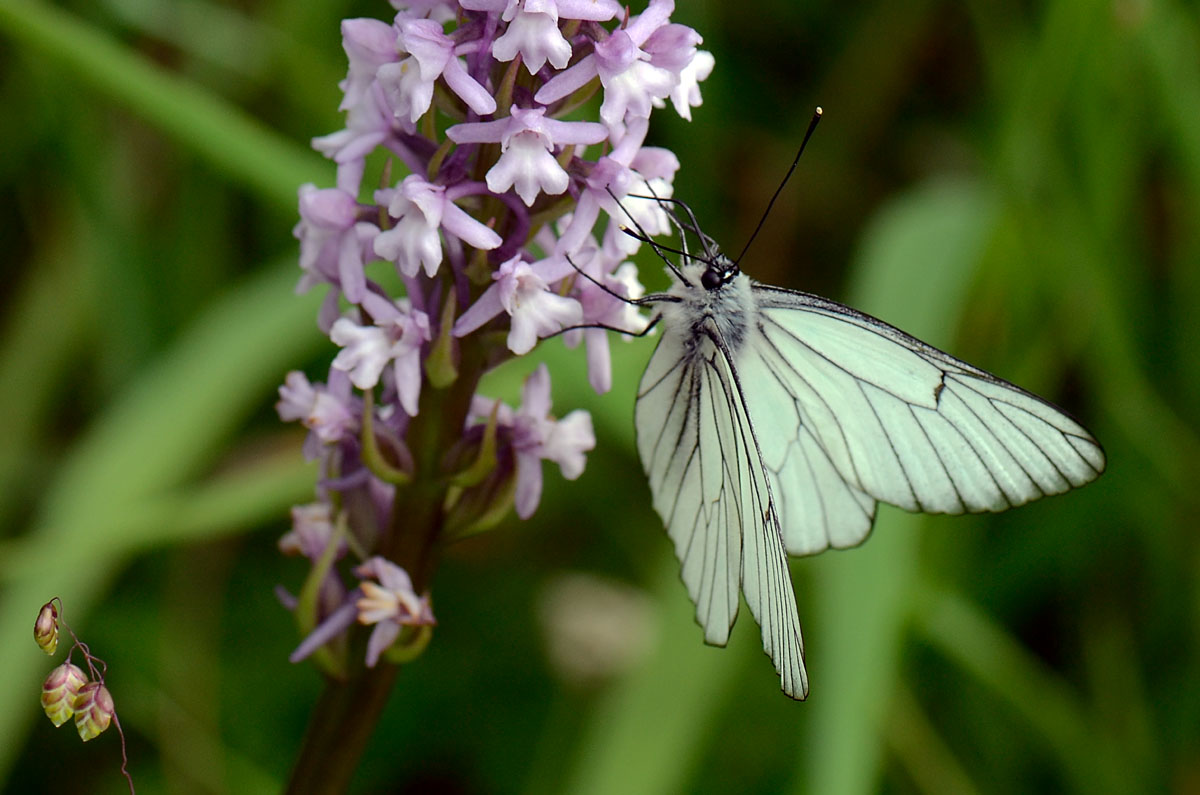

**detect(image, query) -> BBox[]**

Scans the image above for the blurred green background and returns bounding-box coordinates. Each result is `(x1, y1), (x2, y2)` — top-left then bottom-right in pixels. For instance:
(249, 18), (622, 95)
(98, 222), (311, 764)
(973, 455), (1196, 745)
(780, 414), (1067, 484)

(0, 0), (1195, 792)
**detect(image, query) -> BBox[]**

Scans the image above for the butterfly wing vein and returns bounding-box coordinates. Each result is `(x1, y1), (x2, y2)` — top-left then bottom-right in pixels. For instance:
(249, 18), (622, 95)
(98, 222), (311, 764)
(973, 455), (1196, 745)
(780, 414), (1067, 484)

(637, 329), (809, 699)
(634, 281), (1102, 701)
(744, 286), (1105, 555)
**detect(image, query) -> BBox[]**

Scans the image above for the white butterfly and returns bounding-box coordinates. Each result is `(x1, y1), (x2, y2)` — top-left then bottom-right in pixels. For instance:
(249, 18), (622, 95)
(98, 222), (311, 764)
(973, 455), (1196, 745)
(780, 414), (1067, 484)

(622, 118), (1106, 699)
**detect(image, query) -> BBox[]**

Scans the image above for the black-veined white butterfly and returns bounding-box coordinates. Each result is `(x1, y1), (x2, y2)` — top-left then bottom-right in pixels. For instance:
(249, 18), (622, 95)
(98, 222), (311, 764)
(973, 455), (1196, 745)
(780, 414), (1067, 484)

(614, 109), (1105, 699)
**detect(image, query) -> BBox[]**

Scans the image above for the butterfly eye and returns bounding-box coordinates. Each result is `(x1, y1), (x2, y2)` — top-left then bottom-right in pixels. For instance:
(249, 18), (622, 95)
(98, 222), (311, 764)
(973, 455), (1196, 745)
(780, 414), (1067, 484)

(700, 267), (723, 290)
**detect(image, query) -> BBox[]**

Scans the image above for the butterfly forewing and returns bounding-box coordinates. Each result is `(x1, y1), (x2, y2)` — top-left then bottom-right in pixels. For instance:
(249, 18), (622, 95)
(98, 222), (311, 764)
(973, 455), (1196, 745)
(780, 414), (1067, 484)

(627, 180), (1103, 700)
(636, 322), (809, 699)
(751, 285), (1105, 531)
(637, 331), (740, 647)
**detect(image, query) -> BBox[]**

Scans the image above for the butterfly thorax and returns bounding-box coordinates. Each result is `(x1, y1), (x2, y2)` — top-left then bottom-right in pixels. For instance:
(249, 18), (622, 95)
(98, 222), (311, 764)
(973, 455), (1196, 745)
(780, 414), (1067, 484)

(662, 253), (756, 359)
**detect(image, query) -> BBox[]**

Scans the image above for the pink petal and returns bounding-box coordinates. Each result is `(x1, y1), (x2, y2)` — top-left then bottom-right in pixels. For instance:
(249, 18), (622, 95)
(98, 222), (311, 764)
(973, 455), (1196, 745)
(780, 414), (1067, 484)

(447, 117), (507, 144)
(453, 282), (505, 337)
(365, 621), (401, 667)
(522, 364), (553, 418)
(556, 0), (621, 21)
(514, 450), (544, 519)
(441, 200), (503, 250)
(443, 58), (498, 115)
(534, 54), (598, 104)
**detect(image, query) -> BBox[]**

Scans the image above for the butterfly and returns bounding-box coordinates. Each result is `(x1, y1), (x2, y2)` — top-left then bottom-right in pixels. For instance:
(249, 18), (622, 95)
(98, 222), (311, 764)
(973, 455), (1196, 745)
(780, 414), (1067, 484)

(620, 110), (1106, 699)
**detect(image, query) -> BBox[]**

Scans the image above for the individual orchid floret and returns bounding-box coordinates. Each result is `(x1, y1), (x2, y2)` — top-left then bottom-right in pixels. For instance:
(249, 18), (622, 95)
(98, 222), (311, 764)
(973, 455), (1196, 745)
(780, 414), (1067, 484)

(41, 663), (88, 728)
(666, 49), (713, 121)
(591, 31), (676, 127)
(312, 82), (403, 195)
(404, 19), (497, 116)
(338, 18), (400, 112)
(355, 556), (435, 667)
(492, 4), (571, 73)
(330, 294), (432, 416)
(535, 0), (677, 128)
(448, 106), (607, 206)
(477, 364), (595, 518)
(279, 502), (347, 562)
(638, 22), (713, 120)
(374, 175), (503, 278)
(378, 19), (498, 124)
(462, 0), (622, 73)
(609, 145), (680, 255)
(642, 22), (701, 74)
(376, 60), (433, 127)
(558, 129), (679, 257)
(277, 369), (360, 454)
(554, 121), (644, 255)
(555, 117), (651, 254)
(453, 254), (581, 354)
(294, 184), (377, 303)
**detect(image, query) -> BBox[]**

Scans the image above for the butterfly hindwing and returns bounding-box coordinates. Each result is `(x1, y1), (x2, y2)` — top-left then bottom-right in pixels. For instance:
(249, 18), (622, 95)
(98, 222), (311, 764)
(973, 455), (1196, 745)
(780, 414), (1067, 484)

(737, 340), (879, 556)
(626, 185), (1104, 699)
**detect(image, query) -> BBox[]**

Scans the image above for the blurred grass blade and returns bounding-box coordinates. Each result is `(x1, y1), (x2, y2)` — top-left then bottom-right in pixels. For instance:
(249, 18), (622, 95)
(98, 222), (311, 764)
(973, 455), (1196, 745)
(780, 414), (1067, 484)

(0, 261), (323, 781)
(800, 177), (996, 794)
(0, 0), (327, 206)
(1138, 0), (1200, 187)
(40, 262), (321, 518)
(912, 583), (1137, 794)
(102, 0), (287, 80)
(556, 556), (747, 795)
(802, 510), (920, 795)
(0, 444), (316, 582)
(0, 246), (91, 527)
(886, 684), (980, 795)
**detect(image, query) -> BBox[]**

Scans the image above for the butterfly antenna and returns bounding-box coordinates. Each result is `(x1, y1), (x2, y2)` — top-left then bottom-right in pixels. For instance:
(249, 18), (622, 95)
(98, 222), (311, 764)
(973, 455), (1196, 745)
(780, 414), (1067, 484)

(617, 226), (695, 262)
(733, 107), (823, 268)
(606, 186), (686, 281)
(638, 182), (691, 261)
(564, 252), (642, 307)
(628, 194), (718, 258)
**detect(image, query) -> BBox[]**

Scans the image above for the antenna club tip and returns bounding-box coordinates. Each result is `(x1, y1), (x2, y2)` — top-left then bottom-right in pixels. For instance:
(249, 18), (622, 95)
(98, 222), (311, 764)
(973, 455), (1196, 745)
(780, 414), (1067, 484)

(815, 106), (823, 115)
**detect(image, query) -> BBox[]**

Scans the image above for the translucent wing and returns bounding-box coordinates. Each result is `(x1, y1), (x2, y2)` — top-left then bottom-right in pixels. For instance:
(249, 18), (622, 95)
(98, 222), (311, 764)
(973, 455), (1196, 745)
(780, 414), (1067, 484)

(741, 284), (1106, 556)
(636, 325), (809, 699)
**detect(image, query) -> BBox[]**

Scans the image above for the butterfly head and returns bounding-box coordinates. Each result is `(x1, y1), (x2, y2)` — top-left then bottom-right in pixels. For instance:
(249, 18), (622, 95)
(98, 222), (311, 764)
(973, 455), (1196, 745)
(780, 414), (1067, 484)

(697, 254), (739, 291)
(700, 256), (734, 291)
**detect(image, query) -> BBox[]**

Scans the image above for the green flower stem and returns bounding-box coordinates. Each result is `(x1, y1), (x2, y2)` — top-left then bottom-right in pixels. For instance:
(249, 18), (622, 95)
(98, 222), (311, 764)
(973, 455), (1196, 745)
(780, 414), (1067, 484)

(284, 320), (489, 793)
(283, 661), (399, 795)
(389, 338), (487, 591)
